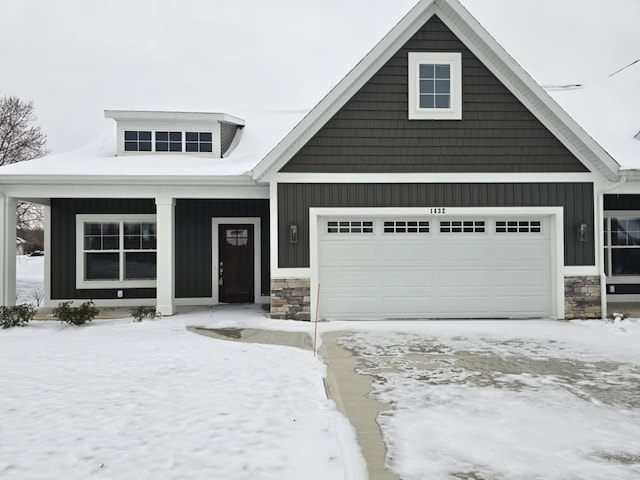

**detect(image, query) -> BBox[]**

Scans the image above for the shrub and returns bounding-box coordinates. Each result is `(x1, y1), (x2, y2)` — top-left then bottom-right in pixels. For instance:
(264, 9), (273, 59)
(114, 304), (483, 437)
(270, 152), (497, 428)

(53, 300), (99, 325)
(129, 306), (159, 322)
(0, 304), (37, 329)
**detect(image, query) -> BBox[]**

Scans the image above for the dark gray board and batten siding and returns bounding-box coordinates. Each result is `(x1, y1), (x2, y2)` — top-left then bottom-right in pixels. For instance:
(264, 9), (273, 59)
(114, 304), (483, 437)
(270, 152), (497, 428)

(277, 183), (595, 268)
(51, 198), (270, 300)
(281, 16), (589, 174)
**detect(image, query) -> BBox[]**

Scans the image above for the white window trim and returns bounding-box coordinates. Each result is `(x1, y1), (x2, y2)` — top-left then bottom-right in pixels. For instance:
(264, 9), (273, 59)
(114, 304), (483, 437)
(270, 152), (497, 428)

(76, 214), (157, 290)
(408, 52), (462, 120)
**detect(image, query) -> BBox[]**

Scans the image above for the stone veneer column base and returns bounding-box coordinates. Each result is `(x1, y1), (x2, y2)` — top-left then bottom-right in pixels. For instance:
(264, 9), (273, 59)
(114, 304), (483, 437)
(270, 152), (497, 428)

(270, 278), (311, 321)
(564, 276), (601, 319)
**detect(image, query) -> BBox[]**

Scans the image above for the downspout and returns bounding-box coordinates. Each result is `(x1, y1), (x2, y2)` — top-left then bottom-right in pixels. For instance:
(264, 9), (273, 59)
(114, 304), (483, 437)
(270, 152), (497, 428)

(598, 174), (627, 319)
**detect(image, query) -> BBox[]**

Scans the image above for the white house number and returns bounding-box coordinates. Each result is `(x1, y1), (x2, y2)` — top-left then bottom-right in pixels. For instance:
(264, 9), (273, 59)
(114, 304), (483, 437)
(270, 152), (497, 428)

(430, 208), (446, 214)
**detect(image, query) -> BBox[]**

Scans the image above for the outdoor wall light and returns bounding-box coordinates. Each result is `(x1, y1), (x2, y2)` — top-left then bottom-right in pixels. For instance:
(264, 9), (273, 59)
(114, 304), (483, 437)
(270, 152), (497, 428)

(576, 223), (588, 242)
(289, 222), (298, 244)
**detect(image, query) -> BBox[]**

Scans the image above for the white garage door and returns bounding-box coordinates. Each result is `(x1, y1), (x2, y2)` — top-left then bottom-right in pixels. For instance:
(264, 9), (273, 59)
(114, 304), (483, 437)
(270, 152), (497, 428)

(318, 217), (552, 320)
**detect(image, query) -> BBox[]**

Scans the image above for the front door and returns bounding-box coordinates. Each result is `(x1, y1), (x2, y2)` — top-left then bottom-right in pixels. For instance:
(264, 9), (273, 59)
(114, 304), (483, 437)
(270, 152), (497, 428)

(218, 224), (254, 303)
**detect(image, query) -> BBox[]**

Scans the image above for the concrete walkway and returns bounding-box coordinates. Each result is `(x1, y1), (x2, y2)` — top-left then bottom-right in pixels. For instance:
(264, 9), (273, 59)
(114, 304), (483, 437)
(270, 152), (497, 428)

(190, 326), (397, 480)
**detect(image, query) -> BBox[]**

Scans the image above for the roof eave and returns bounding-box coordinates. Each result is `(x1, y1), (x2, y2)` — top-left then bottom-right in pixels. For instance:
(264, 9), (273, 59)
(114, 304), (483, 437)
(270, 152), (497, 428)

(0, 173), (257, 187)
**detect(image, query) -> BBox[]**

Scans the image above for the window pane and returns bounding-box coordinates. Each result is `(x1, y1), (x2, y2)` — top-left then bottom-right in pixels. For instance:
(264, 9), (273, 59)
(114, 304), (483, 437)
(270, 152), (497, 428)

(169, 143), (182, 152)
(124, 223), (140, 235)
(612, 249), (640, 275)
(84, 223), (102, 235)
(139, 142), (152, 151)
(419, 64), (435, 78)
(186, 132), (198, 141)
(156, 131), (168, 141)
(103, 223), (119, 236)
(435, 95), (450, 108)
(435, 79), (450, 94)
(186, 143), (198, 152)
(170, 131), (182, 142)
(139, 131), (151, 141)
(85, 253), (119, 280)
(124, 142), (137, 151)
(200, 142), (212, 152)
(200, 132), (212, 141)
(84, 236), (101, 250)
(435, 64), (450, 79)
(102, 236), (119, 250)
(420, 95), (435, 108)
(420, 79), (435, 94)
(124, 235), (141, 249)
(156, 142), (169, 152)
(124, 131), (137, 141)
(125, 252), (156, 279)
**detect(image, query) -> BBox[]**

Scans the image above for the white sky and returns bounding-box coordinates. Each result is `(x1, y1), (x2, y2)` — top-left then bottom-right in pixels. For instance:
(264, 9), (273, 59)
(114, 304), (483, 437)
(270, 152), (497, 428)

(1, 0), (639, 160)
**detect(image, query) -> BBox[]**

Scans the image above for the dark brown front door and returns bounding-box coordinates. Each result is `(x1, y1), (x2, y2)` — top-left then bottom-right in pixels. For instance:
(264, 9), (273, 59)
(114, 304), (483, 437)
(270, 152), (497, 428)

(218, 224), (254, 303)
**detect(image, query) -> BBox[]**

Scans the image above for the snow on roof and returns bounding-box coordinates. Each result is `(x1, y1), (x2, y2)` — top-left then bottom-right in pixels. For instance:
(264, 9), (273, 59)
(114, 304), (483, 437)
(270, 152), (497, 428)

(1, 0), (638, 176)
(0, 110), (307, 177)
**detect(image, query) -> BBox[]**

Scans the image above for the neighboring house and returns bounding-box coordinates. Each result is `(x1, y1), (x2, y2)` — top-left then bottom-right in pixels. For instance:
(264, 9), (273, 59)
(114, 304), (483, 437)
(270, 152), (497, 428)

(0, 0), (639, 320)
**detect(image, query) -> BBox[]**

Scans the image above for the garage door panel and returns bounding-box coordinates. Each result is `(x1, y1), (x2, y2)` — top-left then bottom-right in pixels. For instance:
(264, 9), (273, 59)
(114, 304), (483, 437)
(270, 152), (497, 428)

(321, 268), (380, 287)
(492, 270), (548, 287)
(320, 242), (378, 264)
(437, 269), (492, 287)
(380, 296), (436, 316)
(319, 216), (552, 319)
(379, 242), (438, 262)
(322, 296), (380, 316)
(381, 270), (437, 287)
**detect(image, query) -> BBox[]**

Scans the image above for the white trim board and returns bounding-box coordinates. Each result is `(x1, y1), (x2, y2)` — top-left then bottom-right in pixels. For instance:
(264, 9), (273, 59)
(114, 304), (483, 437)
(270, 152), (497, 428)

(212, 217), (262, 305)
(274, 172), (598, 183)
(308, 206), (565, 320)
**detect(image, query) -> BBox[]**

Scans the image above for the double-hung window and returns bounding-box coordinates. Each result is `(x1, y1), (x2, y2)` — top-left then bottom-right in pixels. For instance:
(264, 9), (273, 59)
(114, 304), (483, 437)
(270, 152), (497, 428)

(408, 52), (462, 120)
(77, 215), (157, 289)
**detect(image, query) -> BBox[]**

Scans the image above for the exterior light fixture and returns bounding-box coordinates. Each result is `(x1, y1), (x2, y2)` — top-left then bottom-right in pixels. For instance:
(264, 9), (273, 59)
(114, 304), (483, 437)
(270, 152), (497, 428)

(289, 222), (298, 244)
(576, 223), (588, 242)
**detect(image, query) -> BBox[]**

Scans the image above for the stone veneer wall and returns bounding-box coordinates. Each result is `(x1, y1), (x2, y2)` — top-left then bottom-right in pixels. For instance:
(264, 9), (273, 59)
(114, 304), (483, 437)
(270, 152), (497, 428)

(271, 278), (311, 321)
(564, 276), (601, 319)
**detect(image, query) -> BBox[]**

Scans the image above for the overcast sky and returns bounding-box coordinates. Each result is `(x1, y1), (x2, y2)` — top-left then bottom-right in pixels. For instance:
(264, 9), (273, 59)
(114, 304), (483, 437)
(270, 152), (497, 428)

(1, 0), (639, 154)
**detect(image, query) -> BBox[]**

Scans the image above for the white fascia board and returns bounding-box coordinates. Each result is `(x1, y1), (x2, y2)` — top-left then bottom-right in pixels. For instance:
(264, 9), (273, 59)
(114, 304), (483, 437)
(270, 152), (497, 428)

(0, 174), (256, 187)
(252, 0), (620, 184)
(251, 0), (439, 181)
(105, 110), (245, 126)
(0, 182), (268, 200)
(274, 172), (597, 184)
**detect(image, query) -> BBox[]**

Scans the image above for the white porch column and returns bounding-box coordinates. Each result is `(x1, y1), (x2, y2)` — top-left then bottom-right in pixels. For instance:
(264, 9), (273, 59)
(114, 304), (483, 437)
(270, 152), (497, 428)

(155, 197), (175, 316)
(0, 194), (17, 306)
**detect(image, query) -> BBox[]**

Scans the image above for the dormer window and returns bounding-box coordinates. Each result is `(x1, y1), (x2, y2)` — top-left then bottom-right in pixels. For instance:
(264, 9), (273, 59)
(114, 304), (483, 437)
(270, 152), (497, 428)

(408, 52), (462, 120)
(186, 132), (213, 152)
(105, 110), (245, 158)
(156, 131), (182, 152)
(124, 131), (152, 152)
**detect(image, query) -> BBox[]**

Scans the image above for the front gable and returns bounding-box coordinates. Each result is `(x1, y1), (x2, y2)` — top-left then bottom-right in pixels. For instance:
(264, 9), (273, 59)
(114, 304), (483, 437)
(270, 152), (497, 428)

(281, 16), (589, 174)
(252, 0), (619, 181)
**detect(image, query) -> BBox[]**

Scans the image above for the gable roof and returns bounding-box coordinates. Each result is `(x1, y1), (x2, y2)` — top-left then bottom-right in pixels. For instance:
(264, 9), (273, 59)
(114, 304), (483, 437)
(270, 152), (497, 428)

(251, 0), (620, 182)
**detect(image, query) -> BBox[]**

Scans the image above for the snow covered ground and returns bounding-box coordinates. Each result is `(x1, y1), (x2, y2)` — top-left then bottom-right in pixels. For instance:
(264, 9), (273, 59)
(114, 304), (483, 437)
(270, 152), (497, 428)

(6, 257), (640, 479)
(0, 308), (365, 480)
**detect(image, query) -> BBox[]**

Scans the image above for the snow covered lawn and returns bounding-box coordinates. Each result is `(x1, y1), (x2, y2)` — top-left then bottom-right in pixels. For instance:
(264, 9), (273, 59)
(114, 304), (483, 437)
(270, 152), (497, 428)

(334, 319), (640, 480)
(0, 308), (364, 480)
(15, 255), (44, 306)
